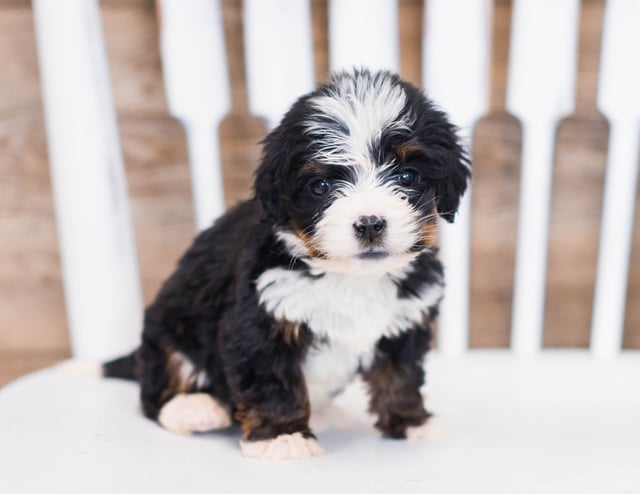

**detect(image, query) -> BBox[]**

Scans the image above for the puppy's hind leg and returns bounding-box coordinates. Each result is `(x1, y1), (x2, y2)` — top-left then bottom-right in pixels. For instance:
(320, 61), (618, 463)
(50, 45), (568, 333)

(139, 339), (231, 435)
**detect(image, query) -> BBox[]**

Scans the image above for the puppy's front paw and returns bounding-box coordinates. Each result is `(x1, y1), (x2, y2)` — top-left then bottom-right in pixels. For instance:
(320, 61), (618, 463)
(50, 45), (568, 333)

(405, 416), (448, 441)
(240, 432), (324, 461)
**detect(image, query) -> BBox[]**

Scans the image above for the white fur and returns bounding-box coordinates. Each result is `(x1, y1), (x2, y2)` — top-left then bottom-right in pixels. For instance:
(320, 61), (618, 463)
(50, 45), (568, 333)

(256, 267), (443, 408)
(276, 229), (311, 260)
(240, 433), (324, 461)
(275, 228), (423, 277)
(305, 71), (413, 171)
(158, 393), (231, 434)
(316, 175), (420, 261)
(406, 416), (448, 441)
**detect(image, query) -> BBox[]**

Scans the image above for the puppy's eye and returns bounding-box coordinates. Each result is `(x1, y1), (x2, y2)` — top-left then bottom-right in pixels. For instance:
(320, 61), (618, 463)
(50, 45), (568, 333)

(310, 178), (332, 196)
(397, 170), (417, 186)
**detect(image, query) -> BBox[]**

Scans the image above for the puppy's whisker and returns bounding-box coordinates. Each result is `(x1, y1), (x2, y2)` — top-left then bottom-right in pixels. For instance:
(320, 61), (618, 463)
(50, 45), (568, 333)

(288, 255), (300, 271)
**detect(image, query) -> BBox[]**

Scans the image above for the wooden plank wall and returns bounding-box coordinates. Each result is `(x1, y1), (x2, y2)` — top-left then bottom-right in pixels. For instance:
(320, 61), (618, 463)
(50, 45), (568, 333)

(0, 0), (638, 385)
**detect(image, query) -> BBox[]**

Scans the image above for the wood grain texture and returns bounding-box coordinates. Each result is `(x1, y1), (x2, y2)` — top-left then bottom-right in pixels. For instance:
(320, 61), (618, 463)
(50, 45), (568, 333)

(470, 113), (521, 348)
(398, 0), (423, 88)
(0, 350), (69, 388)
(624, 154), (640, 349)
(0, 4), (42, 116)
(544, 0), (608, 348)
(0, 115), (70, 354)
(544, 116), (607, 348)
(0, 0), (638, 387)
(468, 0), (519, 348)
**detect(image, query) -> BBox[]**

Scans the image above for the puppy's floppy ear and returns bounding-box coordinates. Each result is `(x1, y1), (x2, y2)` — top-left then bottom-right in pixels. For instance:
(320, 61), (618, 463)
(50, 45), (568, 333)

(401, 81), (472, 223)
(435, 138), (471, 223)
(253, 127), (288, 224)
(416, 105), (471, 223)
(400, 83), (471, 223)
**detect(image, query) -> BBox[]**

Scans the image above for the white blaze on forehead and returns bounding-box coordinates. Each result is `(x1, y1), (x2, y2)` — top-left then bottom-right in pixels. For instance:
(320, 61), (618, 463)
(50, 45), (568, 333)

(305, 73), (413, 170)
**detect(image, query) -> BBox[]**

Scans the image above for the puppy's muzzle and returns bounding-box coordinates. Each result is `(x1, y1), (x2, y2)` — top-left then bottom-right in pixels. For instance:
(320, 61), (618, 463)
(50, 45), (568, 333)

(353, 215), (387, 243)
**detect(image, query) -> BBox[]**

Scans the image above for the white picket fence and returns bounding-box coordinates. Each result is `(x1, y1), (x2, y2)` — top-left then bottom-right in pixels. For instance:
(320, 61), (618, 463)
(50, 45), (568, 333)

(31, 0), (640, 360)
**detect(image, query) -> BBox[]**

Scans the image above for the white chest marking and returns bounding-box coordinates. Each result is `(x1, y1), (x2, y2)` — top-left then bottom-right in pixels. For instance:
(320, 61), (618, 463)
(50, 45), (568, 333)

(256, 268), (443, 408)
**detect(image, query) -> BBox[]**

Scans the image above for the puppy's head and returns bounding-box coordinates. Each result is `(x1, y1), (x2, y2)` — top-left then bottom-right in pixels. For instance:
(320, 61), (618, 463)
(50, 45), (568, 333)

(254, 69), (470, 274)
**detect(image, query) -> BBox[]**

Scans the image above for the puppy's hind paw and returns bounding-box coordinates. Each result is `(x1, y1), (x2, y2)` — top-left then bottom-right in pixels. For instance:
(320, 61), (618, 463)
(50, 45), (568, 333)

(158, 393), (232, 434)
(240, 433), (324, 461)
(406, 416), (448, 441)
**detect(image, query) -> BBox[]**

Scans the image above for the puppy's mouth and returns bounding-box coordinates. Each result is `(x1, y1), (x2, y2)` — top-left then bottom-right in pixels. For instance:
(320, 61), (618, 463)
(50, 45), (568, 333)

(356, 248), (390, 260)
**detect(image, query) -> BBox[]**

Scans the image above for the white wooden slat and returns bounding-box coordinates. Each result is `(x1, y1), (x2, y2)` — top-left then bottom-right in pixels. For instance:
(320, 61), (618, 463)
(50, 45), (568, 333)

(244, 0), (315, 129)
(423, 0), (492, 355)
(510, 121), (559, 353)
(328, 0), (399, 73)
(32, 0), (143, 359)
(158, 0), (231, 230)
(506, 0), (580, 355)
(591, 0), (640, 358)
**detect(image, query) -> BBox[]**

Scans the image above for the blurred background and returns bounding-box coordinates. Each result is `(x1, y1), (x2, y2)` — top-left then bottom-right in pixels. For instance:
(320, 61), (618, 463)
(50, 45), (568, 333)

(0, 0), (638, 386)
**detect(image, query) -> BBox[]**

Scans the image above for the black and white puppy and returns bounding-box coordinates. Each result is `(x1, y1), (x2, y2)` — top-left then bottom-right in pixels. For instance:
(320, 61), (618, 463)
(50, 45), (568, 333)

(105, 69), (470, 461)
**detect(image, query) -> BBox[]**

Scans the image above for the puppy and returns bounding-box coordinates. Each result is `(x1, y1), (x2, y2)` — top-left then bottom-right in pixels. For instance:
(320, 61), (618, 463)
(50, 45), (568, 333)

(104, 69), (470, 460)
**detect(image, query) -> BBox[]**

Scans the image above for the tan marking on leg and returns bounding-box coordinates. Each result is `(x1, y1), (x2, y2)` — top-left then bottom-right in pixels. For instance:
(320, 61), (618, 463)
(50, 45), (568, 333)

(235, 399), (312, 441)
(362, 357), (431, 438)
(164, 349), (210, 399)
(158, 393), (231, 434)
(166, 351), (195, 393)
(240, 433), (324, 461)
(272, 320), (302, 345)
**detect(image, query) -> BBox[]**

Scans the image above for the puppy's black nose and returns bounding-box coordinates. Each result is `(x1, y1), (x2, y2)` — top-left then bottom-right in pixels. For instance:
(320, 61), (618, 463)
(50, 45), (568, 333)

(353, 216), (387, 242)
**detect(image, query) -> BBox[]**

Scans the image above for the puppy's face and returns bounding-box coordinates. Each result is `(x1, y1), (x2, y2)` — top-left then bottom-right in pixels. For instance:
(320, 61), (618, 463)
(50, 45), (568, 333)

(255, 70), (470, 274)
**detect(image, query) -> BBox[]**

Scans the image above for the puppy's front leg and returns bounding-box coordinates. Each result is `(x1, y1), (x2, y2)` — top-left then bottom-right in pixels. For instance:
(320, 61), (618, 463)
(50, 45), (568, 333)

(224, 318), (323, 461)
(362, 326), (433, 439)
(236, 402), (324, 461)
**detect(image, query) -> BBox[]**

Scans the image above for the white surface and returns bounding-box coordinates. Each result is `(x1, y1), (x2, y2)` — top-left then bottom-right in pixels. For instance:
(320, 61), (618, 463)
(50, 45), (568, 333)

(329, 0), (399, 72)
(591, 0), (640, 358)
(159, 0), (230, 230)
(422, 0), (491, 355)
(2, 352), (639, 493)
(243, 0), (315, 129)
(506, 0), (580, 355)
(32, 0), (143, 360)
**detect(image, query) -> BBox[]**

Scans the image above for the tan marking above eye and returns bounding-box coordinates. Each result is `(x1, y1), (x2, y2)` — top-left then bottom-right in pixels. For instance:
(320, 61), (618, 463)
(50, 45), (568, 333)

(396, 142), (424, 162)
(300, 162), (325, 174)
